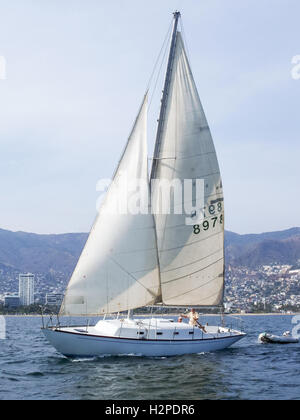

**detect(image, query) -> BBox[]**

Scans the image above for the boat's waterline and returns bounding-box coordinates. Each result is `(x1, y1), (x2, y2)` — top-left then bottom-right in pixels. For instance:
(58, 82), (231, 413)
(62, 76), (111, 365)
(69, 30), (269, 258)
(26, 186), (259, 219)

(42, 318), (246, 358)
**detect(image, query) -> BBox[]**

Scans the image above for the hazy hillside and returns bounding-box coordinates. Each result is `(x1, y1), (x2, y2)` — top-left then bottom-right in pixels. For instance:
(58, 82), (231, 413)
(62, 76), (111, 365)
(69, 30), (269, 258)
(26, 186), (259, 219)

(0, 227), (299, 276)
(0, 229), (88, 275)
(233, 235), (300, 268)
(225, 228), (300, 267)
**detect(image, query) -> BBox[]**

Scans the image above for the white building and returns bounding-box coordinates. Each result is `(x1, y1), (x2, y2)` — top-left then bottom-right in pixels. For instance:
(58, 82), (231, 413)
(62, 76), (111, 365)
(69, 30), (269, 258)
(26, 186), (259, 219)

(19, 273), (35, 306)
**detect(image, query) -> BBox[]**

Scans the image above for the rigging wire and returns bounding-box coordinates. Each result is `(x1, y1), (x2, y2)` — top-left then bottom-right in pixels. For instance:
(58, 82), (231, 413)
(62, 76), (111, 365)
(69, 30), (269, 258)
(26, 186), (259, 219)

(146, 17), (173, 110)
(146, 13), (192, 110)
(179, 16), (192, 65)
(149, 37), (171, 109)
(146, 18), (173, 89)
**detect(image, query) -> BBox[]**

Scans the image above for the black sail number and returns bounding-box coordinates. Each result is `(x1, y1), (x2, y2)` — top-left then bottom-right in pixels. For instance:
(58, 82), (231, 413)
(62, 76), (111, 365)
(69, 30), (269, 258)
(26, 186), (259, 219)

(193, 214), (223, 235)
(193, 225), (201, 235)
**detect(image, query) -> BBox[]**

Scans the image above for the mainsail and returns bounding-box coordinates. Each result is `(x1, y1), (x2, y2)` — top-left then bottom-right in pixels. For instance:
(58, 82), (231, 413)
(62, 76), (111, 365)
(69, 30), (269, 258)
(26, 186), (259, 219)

(60, 95), (161, 315)
(151, 31), (225, 307)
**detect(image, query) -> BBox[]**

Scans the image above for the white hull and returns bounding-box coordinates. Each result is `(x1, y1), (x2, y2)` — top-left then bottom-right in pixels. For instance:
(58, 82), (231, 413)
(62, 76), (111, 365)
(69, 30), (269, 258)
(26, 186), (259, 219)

(42, 318), (246, 357)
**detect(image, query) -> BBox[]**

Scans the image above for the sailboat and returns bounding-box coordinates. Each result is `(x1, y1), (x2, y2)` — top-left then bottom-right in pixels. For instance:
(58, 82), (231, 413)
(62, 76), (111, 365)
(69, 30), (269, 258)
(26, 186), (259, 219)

(43, 11), (246, 357)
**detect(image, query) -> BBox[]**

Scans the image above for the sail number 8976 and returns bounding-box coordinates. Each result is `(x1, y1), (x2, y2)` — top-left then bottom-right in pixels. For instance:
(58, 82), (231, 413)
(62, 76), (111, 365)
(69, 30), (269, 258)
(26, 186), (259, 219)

(193, 214), (223, 235)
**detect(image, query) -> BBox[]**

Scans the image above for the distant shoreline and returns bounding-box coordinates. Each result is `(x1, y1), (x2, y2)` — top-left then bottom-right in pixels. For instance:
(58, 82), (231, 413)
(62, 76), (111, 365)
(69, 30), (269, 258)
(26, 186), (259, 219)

(2, 312), (299, 318)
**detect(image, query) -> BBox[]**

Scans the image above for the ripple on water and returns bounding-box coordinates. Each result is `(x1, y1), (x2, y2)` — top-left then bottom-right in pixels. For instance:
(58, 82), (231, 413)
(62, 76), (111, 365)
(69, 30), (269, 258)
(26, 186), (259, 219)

(1, 315), (300, 400)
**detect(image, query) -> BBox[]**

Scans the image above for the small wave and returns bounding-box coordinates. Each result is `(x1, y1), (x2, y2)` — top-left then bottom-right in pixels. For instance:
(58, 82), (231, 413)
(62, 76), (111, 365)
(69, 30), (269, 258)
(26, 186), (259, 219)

(7, 377), (19, 382)
(70, 357), (99, 363)
(116, 353), (143, 357)
(26, 372), (44, 377)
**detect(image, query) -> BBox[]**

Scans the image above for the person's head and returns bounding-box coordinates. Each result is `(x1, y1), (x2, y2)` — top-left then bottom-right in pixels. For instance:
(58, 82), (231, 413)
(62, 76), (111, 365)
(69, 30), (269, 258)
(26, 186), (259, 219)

(178, 317), (182, 323)
(191, 308), (195, 313)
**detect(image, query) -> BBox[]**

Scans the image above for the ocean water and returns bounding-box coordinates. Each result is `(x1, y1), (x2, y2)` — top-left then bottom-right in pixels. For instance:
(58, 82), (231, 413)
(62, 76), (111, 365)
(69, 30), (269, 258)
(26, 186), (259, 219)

(0, 315), (299, 400)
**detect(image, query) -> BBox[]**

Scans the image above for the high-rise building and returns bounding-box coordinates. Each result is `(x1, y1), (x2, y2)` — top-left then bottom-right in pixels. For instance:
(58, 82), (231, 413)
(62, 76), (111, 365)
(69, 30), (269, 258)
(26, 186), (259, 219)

(19, 273), (35, 306)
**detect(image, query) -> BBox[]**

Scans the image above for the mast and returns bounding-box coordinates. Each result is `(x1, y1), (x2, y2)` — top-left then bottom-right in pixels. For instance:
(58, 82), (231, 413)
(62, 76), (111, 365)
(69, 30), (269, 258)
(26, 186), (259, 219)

(150, 11), (181, 180)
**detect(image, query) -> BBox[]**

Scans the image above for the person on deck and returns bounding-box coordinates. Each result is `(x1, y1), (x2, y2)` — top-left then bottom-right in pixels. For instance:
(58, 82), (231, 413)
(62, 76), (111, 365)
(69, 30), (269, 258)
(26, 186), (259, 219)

(181, 308), (207, 333)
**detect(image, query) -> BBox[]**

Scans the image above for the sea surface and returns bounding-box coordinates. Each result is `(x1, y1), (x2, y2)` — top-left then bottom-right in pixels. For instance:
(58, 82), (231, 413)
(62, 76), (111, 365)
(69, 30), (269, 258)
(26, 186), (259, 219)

(0, 315), (299, 400)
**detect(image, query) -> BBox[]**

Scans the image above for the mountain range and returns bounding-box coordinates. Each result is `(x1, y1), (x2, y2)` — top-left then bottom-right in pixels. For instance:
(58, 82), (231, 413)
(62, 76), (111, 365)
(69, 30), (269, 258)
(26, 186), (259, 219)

(0, 227), (299, 277)
(225, 227), (300, 268)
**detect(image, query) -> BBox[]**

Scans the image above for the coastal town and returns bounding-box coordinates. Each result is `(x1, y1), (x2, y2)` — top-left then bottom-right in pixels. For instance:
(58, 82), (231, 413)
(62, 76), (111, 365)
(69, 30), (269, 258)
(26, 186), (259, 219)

(225, 264), (300, 313)
(1, 263), (300, 314)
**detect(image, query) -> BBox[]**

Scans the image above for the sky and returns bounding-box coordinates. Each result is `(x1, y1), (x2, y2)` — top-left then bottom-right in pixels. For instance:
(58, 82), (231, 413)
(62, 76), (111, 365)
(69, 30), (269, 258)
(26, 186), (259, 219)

(0, 0), (299, 235)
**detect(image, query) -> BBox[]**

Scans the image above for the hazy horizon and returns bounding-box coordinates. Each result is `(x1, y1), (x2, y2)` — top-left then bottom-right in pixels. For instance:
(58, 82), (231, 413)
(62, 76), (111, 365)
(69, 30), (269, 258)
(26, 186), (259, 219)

(1, 225), (299, 237)
(1, 0), (299, 235)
